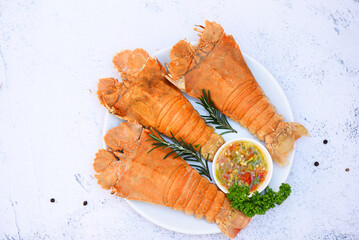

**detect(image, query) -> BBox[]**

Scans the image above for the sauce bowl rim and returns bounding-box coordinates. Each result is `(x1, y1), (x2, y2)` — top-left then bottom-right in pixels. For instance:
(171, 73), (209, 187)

(212, 138), (273, 194)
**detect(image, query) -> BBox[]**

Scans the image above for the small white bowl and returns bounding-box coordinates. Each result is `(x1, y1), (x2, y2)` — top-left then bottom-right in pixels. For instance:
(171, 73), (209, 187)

(212, 138), (273, 194)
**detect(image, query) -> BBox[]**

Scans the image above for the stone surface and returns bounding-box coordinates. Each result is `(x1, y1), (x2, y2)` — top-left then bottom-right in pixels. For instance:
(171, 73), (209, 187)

(0, 0), (358, 239)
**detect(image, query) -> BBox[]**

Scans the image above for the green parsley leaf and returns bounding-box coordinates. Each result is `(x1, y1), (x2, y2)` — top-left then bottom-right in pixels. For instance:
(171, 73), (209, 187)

(226, 182), (291, 217)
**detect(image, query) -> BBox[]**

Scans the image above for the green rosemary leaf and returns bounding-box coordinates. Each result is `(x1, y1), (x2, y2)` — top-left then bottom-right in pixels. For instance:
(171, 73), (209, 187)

(164, 150), (177, 159)
(147, 145), (164, 154)
(148, 128), (212, 181)
(196, 90), (237, 135)
(220, 130), (234, 135)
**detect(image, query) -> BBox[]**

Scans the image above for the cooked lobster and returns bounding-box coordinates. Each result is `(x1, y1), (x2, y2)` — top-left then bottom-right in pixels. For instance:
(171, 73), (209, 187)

(166, 21), (309, 166)
(93, 121), (251, 238)
(97, 49), (224, 160)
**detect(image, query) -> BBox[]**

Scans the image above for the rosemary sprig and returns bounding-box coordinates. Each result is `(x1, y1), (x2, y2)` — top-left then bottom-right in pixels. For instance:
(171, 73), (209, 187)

(196, 89), (237, 135)
(147, 128), (212, 181)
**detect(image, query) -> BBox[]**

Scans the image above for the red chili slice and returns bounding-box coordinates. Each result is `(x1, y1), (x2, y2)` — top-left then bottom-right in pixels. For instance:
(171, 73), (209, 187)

(241, 172), (251, 185)
(229, 145), (234, 152)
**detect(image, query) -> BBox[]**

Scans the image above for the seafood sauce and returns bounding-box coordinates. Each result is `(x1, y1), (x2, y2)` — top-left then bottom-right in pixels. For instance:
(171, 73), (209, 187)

(215, 141), (268, 192)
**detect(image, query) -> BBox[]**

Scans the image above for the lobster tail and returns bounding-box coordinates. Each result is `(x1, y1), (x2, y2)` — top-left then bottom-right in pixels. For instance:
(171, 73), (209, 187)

(265, 122), (310, 166)
(215, 199), (251, 239)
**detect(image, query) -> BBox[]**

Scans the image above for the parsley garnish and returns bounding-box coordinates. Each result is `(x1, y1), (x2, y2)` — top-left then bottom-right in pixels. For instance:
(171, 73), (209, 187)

(226, 183), (291, 217)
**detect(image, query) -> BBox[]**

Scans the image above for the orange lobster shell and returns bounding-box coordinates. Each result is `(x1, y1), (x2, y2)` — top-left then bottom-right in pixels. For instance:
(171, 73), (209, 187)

(166, 21), (309, 166)
(97, 49), (224, 161)
(94, 122), (251, 238)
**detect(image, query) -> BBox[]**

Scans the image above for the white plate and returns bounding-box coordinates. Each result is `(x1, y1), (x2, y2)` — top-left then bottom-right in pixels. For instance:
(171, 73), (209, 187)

(102, 46), (294, 235)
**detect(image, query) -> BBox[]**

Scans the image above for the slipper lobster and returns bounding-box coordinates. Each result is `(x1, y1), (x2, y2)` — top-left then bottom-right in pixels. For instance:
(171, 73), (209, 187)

(97, 49), (224, 160)
(166, 21), (309, 166)
(94, 122), (251, 238)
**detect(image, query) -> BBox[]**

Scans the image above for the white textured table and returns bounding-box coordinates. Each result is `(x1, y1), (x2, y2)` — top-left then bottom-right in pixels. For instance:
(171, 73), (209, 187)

(1, 0), (358, 239)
